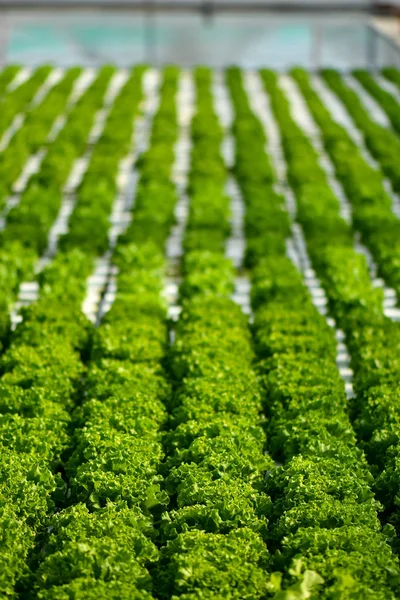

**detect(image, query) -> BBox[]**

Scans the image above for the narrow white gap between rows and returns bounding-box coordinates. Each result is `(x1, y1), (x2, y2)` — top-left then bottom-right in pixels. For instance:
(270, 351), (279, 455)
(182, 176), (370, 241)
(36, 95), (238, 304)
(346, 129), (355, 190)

(213, 70), (251, 316)
(373, 73), (400, 107)
(6, 68), (32, 92)
(164, 69), (195, 322)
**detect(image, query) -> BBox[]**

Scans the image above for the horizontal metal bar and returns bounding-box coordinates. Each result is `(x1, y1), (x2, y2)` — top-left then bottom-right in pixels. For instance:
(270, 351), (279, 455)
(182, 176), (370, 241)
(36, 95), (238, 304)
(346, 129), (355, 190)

(0, 1), (372, 13)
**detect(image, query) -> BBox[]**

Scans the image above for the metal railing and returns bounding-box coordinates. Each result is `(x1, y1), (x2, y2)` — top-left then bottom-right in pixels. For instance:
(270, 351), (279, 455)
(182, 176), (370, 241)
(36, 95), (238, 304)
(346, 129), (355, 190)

(0, 1), (373, 8)
(0, 4), (399, 69)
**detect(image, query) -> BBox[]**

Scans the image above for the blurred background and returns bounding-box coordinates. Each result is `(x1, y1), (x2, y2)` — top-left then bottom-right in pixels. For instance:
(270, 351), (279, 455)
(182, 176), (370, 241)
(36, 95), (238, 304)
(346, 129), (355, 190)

(0, 0), (399, 69)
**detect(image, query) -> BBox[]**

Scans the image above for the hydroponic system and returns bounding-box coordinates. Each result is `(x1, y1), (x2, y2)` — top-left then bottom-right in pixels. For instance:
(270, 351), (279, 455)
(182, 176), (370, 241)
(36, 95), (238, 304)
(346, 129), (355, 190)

(1, 63), (400, 599)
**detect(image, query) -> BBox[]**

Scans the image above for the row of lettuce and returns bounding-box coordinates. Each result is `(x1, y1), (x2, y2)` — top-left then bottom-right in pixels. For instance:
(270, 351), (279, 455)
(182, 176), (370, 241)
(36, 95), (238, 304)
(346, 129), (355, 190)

(26, 66), (180, 599)
(278, 68), (400, 539)
(182, 68), (230, 257)
(225, 66), (400, 599)
(0, 65), (21, 97)
(352, 69), (400, 135)
(0, 65), (170, 598)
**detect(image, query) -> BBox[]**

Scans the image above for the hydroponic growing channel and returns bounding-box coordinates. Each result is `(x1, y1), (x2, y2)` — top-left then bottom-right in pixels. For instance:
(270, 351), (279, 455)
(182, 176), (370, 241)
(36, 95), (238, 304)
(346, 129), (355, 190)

(1, 64), (400, 599)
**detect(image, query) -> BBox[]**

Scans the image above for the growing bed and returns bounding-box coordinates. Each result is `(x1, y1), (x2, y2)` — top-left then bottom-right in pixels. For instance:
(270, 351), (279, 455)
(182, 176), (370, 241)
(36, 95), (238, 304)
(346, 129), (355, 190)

(0, 65), (400, 599)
